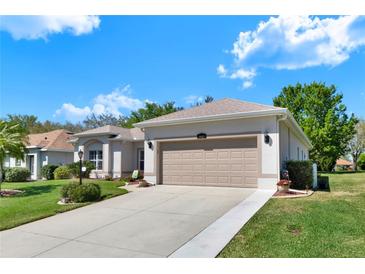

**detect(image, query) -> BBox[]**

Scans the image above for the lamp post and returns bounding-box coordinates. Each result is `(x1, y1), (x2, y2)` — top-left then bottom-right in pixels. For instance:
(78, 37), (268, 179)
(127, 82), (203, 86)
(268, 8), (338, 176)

(78, 150), (84, 185)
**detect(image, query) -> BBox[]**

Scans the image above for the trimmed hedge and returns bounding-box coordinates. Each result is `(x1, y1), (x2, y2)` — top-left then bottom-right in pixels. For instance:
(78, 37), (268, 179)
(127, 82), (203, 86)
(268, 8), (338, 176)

(4, 167), (31, 182)
(67, 160), (95, 178)
(41, 164), (59, 180)
(54, 166), (72, 180)
(286, 160), (313, 190)
(60, 182), (101, 203)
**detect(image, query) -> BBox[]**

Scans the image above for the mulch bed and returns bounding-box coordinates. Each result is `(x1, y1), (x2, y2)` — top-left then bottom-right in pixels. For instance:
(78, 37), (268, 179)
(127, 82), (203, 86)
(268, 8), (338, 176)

(0, 189), (24, 197)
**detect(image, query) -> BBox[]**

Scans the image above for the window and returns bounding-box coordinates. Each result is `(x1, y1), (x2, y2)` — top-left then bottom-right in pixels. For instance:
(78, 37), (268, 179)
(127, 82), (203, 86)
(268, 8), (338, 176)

(89, 150), (103, 170)
(15, 159), (22, 166)
(138, 149), (144, 171)
(301, 150), (304, 160)
(297, 147), (299, 160)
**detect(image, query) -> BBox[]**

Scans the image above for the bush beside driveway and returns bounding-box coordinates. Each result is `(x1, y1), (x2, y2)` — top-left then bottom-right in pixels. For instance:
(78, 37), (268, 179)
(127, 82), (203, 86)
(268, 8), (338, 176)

(218, 172), (365, 258)
(0, 179), (127, 231)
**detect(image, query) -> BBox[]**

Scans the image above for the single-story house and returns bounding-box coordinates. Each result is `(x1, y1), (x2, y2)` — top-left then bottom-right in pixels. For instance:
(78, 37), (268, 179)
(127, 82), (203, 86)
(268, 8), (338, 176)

(72, 98), (311, 189)
(5, 129), (74, 180)
(335, 158), (353, 171)
(69, 126), (145, 179)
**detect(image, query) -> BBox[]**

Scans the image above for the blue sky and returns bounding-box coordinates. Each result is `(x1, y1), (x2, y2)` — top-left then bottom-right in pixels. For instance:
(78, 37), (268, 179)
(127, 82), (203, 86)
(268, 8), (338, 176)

(0, 15), (364, 122)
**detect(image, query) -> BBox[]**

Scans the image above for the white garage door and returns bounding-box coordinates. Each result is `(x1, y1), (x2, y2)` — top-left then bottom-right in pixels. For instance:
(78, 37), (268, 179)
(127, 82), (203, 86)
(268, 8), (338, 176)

(160, 137), (259, 188)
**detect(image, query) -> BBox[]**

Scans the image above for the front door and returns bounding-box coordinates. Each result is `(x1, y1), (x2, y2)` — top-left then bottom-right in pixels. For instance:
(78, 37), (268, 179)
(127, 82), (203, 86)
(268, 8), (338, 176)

(137, 149), (145, 171)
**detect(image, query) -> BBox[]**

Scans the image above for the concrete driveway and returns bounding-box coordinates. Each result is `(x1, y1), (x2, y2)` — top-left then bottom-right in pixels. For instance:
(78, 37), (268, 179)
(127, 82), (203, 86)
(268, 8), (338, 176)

(0, 185), (256, 258)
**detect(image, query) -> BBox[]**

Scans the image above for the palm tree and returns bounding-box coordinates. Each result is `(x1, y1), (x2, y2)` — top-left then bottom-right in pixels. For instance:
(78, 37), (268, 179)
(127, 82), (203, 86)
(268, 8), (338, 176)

(0, 120), (28, 193)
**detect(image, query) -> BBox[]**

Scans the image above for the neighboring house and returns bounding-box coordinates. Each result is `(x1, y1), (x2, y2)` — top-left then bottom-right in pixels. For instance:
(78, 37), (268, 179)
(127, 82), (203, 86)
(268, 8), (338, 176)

(5, 129), (75, 180)
(69, 126), (144, 179)
(73, 98), (311, 189)
(335, 158), (353, 171)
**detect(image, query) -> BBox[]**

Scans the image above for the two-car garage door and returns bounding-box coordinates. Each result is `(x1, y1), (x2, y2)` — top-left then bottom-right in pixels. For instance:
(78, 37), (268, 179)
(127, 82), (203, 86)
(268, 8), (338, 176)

(160, 137), (259, 188)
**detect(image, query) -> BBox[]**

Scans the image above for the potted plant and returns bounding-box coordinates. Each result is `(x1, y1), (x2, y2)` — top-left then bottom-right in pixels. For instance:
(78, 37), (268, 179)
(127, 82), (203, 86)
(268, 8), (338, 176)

(277, 179), (291, 192)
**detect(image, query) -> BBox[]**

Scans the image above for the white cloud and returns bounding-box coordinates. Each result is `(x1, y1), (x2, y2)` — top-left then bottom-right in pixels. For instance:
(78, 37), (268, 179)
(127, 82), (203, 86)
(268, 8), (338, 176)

(54, 104), (91, 122)
(219, 16), (365, 88)
(0, 16), (100, 40)
(242, 81), (253, 89)
(229, 68), (256, 80)
(92, 85), (144, 116)
(55, 85), (144, 122)
(217, 64), (227, 77)
(184, 95), (203, 105)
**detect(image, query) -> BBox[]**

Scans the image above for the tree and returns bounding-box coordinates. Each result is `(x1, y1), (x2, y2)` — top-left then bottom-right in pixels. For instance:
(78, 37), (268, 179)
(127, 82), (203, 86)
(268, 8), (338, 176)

(193, 95), (214, 106)
(83, 113), (127, 129)
(123, 101), (183, 128)
(0, 120), (28, 192)
(5, 114), (85, 133)
(273, 82), (358, 171)
(358, 153), (365, 170)
(348, 119), (365, 170)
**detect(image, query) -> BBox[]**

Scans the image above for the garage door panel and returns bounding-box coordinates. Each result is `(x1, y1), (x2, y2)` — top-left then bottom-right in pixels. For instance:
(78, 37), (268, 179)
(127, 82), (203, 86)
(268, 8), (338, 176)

(161, 138), (258, 188)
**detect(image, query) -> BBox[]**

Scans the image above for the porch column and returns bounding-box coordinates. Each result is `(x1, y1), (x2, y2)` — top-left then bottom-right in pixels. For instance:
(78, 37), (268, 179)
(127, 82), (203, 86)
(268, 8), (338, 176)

(102, 143), (112, 175)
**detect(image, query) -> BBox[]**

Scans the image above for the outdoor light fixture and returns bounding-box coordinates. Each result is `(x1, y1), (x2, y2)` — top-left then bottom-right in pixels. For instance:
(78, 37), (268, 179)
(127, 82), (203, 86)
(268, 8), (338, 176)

(78, 150), (84, 160)
(197, 133), (207, 139)
(148, 141), (153, 149)
(264, 133), (270, 144)
(78, 150), (84, 185)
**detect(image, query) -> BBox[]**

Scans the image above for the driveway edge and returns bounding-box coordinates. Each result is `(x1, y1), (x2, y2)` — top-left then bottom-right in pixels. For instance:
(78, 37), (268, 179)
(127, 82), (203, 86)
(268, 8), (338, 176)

(168, 189), (275, 258)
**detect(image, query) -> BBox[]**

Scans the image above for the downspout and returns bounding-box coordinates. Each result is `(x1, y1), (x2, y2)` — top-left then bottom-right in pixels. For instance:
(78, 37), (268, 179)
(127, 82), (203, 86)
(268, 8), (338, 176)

(276, 113), (288, 181)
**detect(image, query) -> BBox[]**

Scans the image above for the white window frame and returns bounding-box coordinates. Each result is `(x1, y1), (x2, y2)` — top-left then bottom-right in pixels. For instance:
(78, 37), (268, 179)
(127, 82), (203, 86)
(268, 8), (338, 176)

(89, 150), (103, 170)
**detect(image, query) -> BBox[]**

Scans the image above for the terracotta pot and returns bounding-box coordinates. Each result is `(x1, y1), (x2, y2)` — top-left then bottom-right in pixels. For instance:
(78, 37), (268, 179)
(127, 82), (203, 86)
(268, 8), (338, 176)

(278, 184), (290, 192)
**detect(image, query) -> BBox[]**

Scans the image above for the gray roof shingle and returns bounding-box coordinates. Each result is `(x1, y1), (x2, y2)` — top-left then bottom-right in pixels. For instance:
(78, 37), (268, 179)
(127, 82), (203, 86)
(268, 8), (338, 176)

(136, 98), (284, 125)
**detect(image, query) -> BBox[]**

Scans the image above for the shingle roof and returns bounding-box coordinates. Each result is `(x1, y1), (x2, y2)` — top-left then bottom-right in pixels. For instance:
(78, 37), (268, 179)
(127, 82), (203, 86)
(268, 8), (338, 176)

(136, 98), (284, 124)
(27, 129), (74, 151)
(336, 159), (353, 166)
(74, 125), (144, 140)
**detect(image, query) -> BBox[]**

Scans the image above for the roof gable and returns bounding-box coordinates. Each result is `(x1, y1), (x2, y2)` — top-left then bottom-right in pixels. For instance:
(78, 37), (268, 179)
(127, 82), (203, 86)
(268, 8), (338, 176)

(73, 125), (144, 140)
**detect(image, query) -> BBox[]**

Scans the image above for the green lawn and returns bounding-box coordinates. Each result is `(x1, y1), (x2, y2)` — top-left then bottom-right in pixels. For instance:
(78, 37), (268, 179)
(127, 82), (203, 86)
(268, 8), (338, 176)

(219, 172), (365, 258)
(0, 179), (128, 231)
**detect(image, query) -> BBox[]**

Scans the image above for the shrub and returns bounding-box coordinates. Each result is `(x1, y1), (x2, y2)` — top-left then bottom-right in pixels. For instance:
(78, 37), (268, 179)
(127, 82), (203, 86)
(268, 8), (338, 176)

(285, 160), (313, 190)
(60, 182), (101, 203)
(1, 167), (10, 181)
(4, 167), (31, 182)
(41, 164), (59, 180)
(358, 153), (365, 170)
(54, 166), (72, 180)
(67, 160), (95, 178)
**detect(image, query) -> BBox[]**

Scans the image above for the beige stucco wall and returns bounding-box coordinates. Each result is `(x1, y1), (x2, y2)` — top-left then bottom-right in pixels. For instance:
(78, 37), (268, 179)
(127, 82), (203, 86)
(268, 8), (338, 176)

(74, 136), (143, 178)
(279, 122), (309, 169)
(143, 116), (280, 189)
